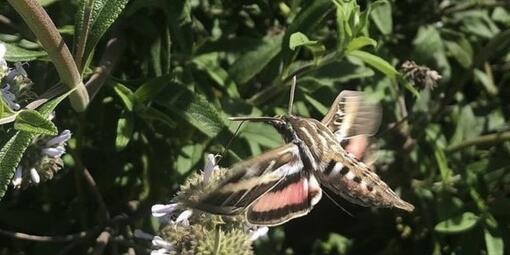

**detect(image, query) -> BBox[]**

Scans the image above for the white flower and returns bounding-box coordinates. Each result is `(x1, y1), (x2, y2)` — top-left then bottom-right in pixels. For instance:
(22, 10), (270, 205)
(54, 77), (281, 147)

(249, 226), (269, 241)
(11, 166), (22, 188)
(1, 84), (20, 110)
(42, 146), (66, 157)
(133, 230), (173, 255)
(203, 153), (219, 185)
(151, 248), (172, 255)
(46, 129), (72, 146)
(29, 168), (40, 184)
(0, 43), (7, 75)
(151, 203), (179, 218)
(152, 236), (173, 249)
(174, 209), (193, 226)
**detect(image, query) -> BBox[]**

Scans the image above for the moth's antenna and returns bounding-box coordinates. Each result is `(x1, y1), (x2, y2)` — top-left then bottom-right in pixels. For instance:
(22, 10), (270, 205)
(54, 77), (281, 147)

(288, 75), (297, 115)
(323, 189), (354, 218)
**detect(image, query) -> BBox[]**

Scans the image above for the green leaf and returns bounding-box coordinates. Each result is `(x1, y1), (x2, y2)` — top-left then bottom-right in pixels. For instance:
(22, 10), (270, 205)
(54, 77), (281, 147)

(484, 228), (504, 255)
(474, 69), (498, 96)
(14, 110), (58, 135)
(435, 212), (480, 234)
(347, 50), (397, 78)
(138, 106), (175, 128)
(288, 32), (325, 63)
(283, 0), (333, 62)
(304, 94), (328, 115)
(134, 74), (173, 104)
(113, 83), (135, 111)
(3, 43), (47, 62)
(228, 35), (282, 84)
(0, 132), (33, 199)
(445, 41), (472, 69)
(345, 36), (377, 53)
(413, 26), (444, 63)
(179, 95), (227, 138)
(370, 0), (392, 35)
(289, 32), (318, 50)
(193, 53), (240, 98)
(115, 111), (134, 151)
(75, 0), (129, 64)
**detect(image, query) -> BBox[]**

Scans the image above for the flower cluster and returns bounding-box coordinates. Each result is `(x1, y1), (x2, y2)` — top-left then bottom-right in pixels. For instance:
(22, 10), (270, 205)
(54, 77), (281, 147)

(0, 43), (35, 111)
(12, 129), (72, 189)
(137, 154), (269, 255)
(400, 60), (442, 90)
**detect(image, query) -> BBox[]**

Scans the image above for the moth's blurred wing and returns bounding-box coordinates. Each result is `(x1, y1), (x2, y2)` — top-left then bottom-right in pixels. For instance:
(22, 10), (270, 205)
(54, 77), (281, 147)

(321, 90), (382, 141)
(192, 144), (303, 215)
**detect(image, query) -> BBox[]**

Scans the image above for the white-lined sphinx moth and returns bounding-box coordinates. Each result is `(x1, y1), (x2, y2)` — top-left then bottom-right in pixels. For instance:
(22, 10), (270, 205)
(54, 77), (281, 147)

(186, 90), (414, 226)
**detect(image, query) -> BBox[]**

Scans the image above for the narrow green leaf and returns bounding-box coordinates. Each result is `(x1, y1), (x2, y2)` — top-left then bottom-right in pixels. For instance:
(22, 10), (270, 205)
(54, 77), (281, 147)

(138, 106), (175, 128)
(113, 83), (135, 111)
(134, 74), (172, 104)
(75, 0), (129, 63)
(14, 110), (58, 135)
(228, 35), (282, 84)
(0, 132), (33, 199)
(115, 111), (134, 151)
(345, 36), (377, 53)
(445, 41), (472, 68)
(3, 43), (47, 62)
(193, 53), (240, 98)
(484, 228), (504, 255)
(474, 69), (498, 96)
(434, 212), (480, 234)
(347, 50), (397, 78)
(304, 94), (328, 115)
(434, 146), (452, 183)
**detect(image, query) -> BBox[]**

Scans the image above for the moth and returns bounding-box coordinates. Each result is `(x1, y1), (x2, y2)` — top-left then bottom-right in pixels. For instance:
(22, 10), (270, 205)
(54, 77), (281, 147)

(187, 88), (414, 226)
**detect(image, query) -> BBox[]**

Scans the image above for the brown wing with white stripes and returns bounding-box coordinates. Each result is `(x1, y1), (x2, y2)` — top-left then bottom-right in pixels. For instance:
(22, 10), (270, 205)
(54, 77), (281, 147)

(191, 144), (316, 219)
(321, 90), (382, 142)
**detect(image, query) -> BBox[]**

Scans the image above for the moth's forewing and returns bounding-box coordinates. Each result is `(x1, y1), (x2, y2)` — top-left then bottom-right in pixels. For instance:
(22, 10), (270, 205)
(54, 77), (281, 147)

(192, 144), (306, 217)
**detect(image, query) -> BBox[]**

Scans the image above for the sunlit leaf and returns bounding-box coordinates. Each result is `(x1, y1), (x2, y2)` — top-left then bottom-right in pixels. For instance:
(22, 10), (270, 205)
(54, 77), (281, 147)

(14, 110), (57, 135)
(435, 212), (480, 234)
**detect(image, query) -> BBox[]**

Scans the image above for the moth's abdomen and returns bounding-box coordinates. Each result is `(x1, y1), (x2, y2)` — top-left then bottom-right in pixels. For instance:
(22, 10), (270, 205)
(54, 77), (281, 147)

(318, 159), (414, 212)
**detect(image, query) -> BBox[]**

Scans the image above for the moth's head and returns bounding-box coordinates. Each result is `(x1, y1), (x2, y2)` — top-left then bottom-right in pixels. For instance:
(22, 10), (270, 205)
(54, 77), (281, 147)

(228, 115), (296, 143)
(268, 115), (296, 143)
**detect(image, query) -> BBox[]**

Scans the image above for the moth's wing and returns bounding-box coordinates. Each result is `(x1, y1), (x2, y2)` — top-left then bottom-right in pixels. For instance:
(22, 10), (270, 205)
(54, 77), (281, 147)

(321, 90), (382, 142)
(246, 169), (322, 226)
(192, 144), (303, 216)
(315, 150), (414, 212)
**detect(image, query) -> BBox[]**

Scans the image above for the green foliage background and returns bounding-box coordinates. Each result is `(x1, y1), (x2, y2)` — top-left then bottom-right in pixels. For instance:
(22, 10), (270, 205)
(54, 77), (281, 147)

(0, 0), (509, 254)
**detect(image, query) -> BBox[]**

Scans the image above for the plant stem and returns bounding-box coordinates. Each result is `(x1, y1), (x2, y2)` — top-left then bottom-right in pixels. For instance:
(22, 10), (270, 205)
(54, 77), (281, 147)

(7, 0), (89, 112)
(446, 130), (510, 152)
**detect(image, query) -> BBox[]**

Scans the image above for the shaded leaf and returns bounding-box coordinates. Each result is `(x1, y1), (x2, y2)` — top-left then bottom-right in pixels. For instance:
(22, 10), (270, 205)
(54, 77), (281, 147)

(115, 111), (134, 151)
(228, 35), (282, 85)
